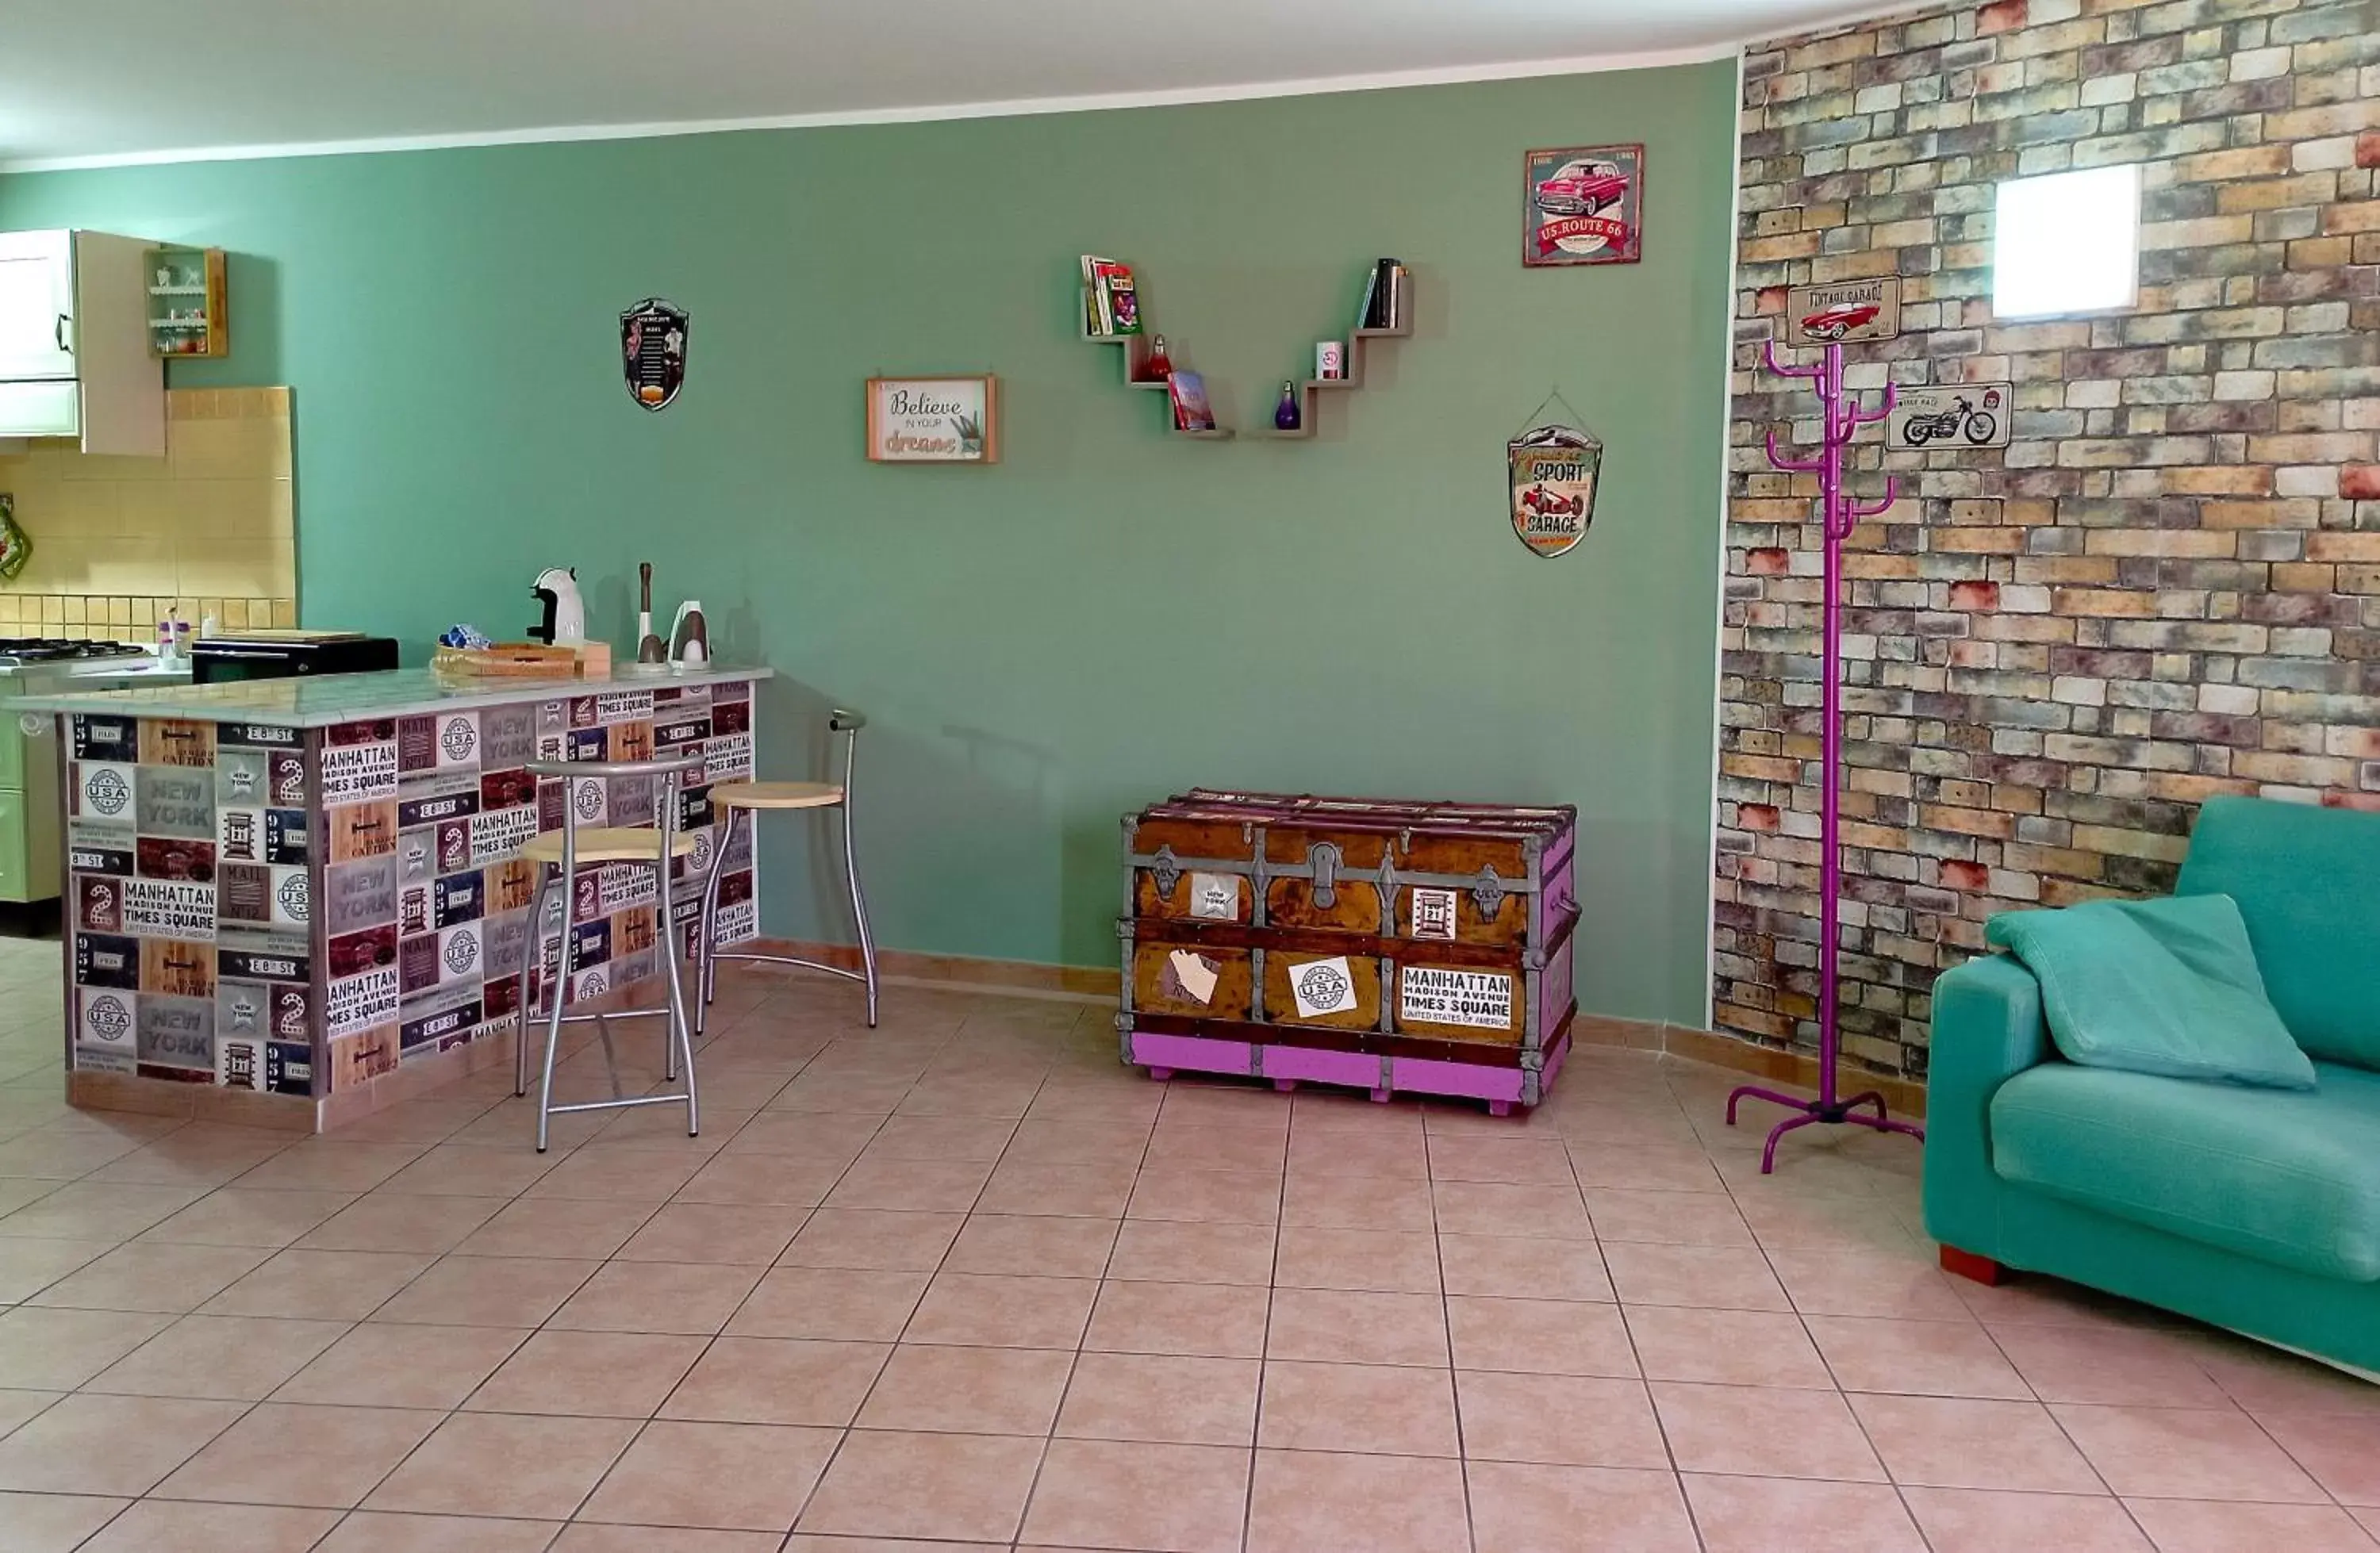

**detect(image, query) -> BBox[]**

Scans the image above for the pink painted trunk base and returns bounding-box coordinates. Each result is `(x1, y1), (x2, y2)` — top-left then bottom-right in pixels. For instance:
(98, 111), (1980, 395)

(1127, 1029), (1568, 1115)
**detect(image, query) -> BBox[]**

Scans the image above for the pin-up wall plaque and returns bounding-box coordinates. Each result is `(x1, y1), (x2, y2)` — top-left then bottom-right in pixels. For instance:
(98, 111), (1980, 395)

(621, 298), (689, 410)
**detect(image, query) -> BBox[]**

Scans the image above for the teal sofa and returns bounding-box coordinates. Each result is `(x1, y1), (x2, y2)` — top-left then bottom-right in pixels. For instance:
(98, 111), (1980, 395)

(1924, 796), (2380, 1375)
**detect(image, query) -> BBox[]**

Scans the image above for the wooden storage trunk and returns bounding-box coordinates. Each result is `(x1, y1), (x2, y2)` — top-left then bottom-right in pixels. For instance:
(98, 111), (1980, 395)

(1119, 788), (1578, 1113)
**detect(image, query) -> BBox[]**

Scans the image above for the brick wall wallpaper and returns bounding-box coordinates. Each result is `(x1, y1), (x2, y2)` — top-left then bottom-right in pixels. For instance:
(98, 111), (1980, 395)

(1716, 0), (2378, 1079)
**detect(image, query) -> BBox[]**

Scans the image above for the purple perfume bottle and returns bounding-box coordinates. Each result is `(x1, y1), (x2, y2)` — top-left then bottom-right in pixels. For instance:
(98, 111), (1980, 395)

(1274, 381), (1302, 431)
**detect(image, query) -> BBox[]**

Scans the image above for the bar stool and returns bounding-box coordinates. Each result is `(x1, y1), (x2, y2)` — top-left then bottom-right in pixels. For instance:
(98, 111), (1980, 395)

(697, 707), (878, 1030)
(513, 754), (704, 1152)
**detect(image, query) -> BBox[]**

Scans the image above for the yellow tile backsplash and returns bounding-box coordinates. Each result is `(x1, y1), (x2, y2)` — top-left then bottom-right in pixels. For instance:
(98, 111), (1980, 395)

(0, 386), (295, 641)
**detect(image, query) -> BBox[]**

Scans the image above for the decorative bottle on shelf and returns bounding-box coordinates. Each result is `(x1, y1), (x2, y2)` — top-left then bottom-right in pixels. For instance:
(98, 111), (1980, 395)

(1274, 382), (1302, 431)
(1142, 334), (1173, 381)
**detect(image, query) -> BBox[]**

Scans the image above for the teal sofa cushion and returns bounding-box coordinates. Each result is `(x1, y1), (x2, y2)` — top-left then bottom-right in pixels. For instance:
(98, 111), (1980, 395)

(1985, 893), (2315, 1090)
(1990, 1060), (2380, 1283)
(2176, 796), (2380, 1071)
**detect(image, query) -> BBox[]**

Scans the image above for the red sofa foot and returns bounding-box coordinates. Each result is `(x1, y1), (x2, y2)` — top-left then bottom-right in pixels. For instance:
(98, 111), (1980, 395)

(1939, 1244), (2006, 1286)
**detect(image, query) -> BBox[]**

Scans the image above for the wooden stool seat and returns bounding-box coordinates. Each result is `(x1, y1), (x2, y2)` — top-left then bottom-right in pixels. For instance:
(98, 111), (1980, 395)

(711, 780), (844, 811)
(520, 826), (700, 865)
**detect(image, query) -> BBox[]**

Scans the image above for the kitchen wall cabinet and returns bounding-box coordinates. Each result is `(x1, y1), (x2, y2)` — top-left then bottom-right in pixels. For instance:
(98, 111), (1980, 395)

(0, 230), (164, 455)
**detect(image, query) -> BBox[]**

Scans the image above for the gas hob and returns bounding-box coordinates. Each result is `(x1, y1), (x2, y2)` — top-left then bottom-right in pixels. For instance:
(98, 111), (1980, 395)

(0, 638), (152, 668)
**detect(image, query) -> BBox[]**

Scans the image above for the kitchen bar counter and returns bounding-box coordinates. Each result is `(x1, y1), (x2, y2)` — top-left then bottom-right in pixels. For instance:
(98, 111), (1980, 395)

(30, 664), (768, 1131)
(10, 661), (771, 725)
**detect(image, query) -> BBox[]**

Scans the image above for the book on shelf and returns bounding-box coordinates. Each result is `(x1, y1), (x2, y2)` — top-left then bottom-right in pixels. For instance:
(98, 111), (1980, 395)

(1167, 370), (1216, 431)
(1357, 257), (1403, 331)
(1387, 262), (1407, 330)
(1079, 255), (1142, 336)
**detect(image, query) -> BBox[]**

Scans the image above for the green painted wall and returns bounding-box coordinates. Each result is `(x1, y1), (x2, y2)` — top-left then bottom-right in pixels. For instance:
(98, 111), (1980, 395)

(1, 60), (1737, 1025)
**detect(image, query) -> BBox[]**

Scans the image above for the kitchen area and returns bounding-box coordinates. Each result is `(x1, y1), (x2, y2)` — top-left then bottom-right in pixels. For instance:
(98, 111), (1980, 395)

(0, 226), (762, 1134)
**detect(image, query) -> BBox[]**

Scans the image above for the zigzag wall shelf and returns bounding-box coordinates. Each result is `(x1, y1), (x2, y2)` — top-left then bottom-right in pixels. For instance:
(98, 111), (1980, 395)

(1079, 269), (1413, 443)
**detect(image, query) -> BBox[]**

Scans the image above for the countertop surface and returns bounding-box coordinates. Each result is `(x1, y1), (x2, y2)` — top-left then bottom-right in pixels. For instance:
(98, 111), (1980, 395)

(7, 661), (773, 727)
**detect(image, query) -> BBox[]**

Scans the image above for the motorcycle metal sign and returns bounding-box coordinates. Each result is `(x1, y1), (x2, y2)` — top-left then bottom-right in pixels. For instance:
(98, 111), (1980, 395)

(620, 298), (689, 411)
(1887, 382), (2013, 451)
(1508, 423), (1603, 559)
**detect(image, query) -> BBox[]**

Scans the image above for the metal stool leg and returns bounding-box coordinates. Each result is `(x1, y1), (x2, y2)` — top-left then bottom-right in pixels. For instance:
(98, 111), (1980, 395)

(693, 803), (739, 1038)
(658, 852), (699, 1137)
(839, 798), (878, 1028)
(515, 865), (554, 1099)
(536, 856), (577, 1154)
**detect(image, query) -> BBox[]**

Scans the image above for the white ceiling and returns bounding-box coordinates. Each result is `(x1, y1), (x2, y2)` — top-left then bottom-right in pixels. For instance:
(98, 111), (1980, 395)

(6, 0), (1880, 171)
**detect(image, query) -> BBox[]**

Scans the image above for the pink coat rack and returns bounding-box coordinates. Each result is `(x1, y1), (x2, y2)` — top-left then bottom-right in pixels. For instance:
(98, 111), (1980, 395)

(1727, 340), (1927, 1172)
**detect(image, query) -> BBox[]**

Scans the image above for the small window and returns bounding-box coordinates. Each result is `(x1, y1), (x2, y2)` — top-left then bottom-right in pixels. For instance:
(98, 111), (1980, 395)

(1991, 164), (2141, 320)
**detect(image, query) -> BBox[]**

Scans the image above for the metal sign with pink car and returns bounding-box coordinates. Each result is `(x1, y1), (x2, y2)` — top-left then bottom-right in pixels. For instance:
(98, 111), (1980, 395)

(1783, 277), (1901, 346)
(1522, 144), (1643, 267)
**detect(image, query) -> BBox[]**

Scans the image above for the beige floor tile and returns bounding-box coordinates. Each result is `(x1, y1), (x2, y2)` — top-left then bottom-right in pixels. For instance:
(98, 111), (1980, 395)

(1765, 1242), (1974, 1321)
(1806, 1313), (2033, 1398)
(2050, 1402), (2325, 1502)
(1583, 1187), (1751, 1246)
(371, 1142), (563, 1197)
(0, 1393), (247, 1494)
(200, 1248), (433, 1321)
(232, 1141), (428, 1194)
(464, 1329), (706, 1417)
(138, 1188), (357, 1248)
(1056, 1351), (1260, 1446)
(0, 1388), (59, 1434)
(1466, 1461), (1701, 1552)
(451, 1197), (655, 1260)
(579, 1418), (839, 1531)
(1566, 1142), (1726, 1192)
(1275, 1226), (1441, 1294)
(0, 1183), (205, 1241)
(1900, 1488), (2153, 1553)
(1426, 1135), (1576, 1187)
(1280, 1171), (1437, 1231)
(672, 1152), (843, 1206)
(1625, 1304), (1832, 1388)
(779, 1208), (963, 1271)
(616, 1201), (806, 1263)
(547, 1260), (763, 1333)
(857, 1343), (1074, 1435)
(1438, 1233), (1613, 1302)
(1457, 1371), (1670, 1469)
(975, 1161), (1137, 1218)
(1105, 1219), (1276, 1285)
(525, 1148), (706, 1202)
(273, 1322), (528, 1409)
(0, 1306), (174, 1389)
(1084, 1278), (1271, 1359)
(1266, 1286), (1447, 1367)
(0, 1238), (107, 1303)
(1145, 1121), (1291, 1175)
(662, 1336), (890, 1426)
(75, 1500), (341, 1552)
(1683, 1473), (1928, 1553)
(1849, 1394), (2118, 1494)
(723, 1110), (885, 1161)
(1653, 1382), (1887, 1481)
(1285, 1126), (1430, 1181)
(1260, 1360), (1460, 1455)
(864, 1113), (1019, 1163)
(786, 1540), (1001, 1553)
(86, 1313), (348, 1400)
(942, 1213), (1118, 1278)
(903, 1271), (1098, 1348)
(1430, 1179), (1592, 1240)
(797, 1428), (1046, 1542)
(725, 1266), (929, 1341)
(367, 1255), (598, 1326)
(2121, 1498), (2379, 1552)
(1990, 1323), (2235, 1408)
(0, 1490), (129, 1553)
(21, 1240), (269, 1313)
(155, 1402), (443, 1507)
(313, 1510), (564, 1551)
(1449, 1294), (1637, 1377)
(1246, 1447), (1471, 1553)
(294, 1192), (504, 1254)
(823, 1156), (995, 1213)
(363, 1410), (638, 1519)
(2257, 1407), (2380, 1505)
(1601, 1240), (1788, 1310)
(1020, 1436), (1249, 1553)
(1127, 1166), (1282, 1225)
